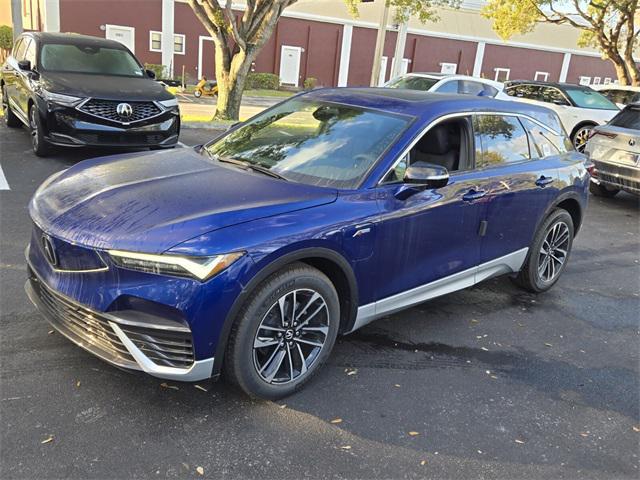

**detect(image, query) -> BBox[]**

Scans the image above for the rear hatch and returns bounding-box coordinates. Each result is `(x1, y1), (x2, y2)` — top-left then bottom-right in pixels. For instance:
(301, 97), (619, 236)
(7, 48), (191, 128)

(587, 105), (640, 167)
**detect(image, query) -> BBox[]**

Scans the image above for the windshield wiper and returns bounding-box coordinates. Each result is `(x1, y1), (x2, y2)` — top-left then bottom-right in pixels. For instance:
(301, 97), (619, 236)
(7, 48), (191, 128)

(214, 155), (288, 181)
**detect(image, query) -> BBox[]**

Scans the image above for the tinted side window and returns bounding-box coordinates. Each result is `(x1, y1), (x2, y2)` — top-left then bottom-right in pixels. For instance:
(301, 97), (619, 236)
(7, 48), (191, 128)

(520, 118), (571, 158)
(506, 84), (542, 100)
(436, 81), (459, 94)
(474, 115), (530, 168)
(458, 80), (484, 96)
(540, 87), (569, 106)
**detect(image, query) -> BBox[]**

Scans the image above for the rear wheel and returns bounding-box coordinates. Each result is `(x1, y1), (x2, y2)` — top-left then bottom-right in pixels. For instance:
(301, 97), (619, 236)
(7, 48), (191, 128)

(224, 263), (340, 399)
(193, 89), (202, 98)
(571, 124), (595, 153)
(589, 181), (619, 197)
(512, 209), (574, 293)
(29, 104), (52, 157)
(2, 86), (21, 128)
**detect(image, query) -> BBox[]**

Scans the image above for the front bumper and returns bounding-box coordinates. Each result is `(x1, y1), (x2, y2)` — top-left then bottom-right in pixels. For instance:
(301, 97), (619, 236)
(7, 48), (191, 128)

(38, 97), (180, 148)
(25, 264), (214, 382)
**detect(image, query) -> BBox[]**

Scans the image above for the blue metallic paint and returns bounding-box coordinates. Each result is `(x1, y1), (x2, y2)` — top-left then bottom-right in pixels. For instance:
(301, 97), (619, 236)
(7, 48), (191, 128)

(27, 89), (589, 376)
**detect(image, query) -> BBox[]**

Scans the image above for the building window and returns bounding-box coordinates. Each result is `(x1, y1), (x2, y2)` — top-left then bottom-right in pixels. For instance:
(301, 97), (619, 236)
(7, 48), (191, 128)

(494, 68), (510, 82)
(174, 34), (186, 55)
(604, 77), (611, 85)
(593, 76), (601, 85)
(534, 71), (549, 81)
(440, 62), (457, 74)
(150, 31), (162, 52)
(579, 76), (591, 86)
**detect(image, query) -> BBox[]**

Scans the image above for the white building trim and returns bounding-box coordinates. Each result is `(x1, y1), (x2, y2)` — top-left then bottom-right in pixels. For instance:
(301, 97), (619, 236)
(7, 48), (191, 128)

(559, 53), (572, 82)
(42, 0), (61, 32)
(472, 41), (485, 77)
(337, 24), (353, 87)
(161, 0), (175, 76)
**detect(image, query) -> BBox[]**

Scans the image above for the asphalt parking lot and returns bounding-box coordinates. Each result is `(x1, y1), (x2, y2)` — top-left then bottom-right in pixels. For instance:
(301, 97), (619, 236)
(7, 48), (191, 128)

(1, 125), (639, 479)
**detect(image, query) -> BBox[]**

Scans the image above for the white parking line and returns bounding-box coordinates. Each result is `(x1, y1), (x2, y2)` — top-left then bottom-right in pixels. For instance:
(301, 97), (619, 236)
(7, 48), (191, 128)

(0, 163), (9, 190)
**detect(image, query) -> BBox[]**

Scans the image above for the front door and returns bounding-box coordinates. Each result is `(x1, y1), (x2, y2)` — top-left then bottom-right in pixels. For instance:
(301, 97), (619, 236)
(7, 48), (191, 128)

(279, 46), (301, 87)
(106, 25), (135, 53)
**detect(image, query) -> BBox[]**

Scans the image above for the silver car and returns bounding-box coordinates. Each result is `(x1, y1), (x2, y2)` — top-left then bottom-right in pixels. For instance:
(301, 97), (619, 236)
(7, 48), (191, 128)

(585, 103), (640, 197)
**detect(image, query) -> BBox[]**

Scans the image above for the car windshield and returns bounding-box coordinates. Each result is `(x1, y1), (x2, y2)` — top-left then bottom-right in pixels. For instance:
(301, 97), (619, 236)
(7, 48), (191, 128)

(563, 87), (618, 110)
(386, 75), (439, 91)
(204, 98), (411, 189)
(39, 43), (144, 77)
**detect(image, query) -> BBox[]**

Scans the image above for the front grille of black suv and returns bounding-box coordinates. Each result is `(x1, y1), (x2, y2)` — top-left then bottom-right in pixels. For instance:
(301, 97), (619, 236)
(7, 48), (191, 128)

(78, 99), (162, 123)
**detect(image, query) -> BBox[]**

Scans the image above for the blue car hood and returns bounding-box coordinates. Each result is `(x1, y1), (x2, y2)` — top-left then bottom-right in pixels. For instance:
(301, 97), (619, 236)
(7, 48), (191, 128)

(30, 148), (338, 253)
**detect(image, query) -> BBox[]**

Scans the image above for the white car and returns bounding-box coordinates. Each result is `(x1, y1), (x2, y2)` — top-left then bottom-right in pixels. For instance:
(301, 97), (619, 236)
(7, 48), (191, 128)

(503, 81), (619, 152)
(591, 84), (640, 108)
(384, 73), (511, 100)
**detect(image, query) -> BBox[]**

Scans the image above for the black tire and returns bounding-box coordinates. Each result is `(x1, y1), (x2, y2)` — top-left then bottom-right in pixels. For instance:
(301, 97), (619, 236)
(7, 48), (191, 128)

(589, 181), (619, 197)
(193, 90), (202, 98)
(29, 104), (52, 157)
(2, 86), (21, 128)
(512, 208), (574, 293)
(224, 262), (340, 400)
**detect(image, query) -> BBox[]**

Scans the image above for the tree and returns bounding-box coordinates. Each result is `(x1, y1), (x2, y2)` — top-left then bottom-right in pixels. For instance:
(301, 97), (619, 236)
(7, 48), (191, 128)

(0, 25), (13, 63)
(189, 0), (459, 121)
(481, 0), (640, 86)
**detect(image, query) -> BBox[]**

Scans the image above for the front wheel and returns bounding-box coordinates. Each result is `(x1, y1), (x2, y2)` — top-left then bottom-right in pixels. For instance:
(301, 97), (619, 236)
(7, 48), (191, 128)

(29, 104), (52, 157)
(572, 124), (594, 153)
(193, 89), (202, 98)
(224, 263), (340, 399)
(512, 209), (574, 293)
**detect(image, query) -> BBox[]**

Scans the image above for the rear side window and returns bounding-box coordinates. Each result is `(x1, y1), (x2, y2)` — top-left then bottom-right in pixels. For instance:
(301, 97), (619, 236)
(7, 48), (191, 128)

(458, 81), (484, 95)
(506, 84), (542, 101)
(12, 38), (26, 60)
(520, 118), (571, 157)
(610, 106), (640, 129)
(24, 39), (36, 67)
(386, 76), (438, 91)
(473, 115), (530, 168)
(435, 80), (459, 94)
(540, 87), (570, 106)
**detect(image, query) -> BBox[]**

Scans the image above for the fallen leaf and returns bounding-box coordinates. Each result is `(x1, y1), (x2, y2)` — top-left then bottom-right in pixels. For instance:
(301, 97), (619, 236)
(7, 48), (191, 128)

(481, 347), (489, 351)
(470, 319), (479, 324)
(633, 425), (640, 433)
(346, 369), (358, 376)
(490, 375), (498, 379)
(420, 460), (428, 465)
(76, 381), (81, 388)
(340, 445), (351, 450)
(477, 450), (483, 454)
(515, 439), (525, 444)
(279, 404), (287, 409)
(330, 418), (343, 424)
(41, 436), (54, 444)
(194, 384), (208, 392)
(160, 382), (179, 390)
(544, 343), (553, 347)
(580, 432), (589, 437)
(408, 431), (420, 436)
(196, 466), (204, 476)
(394, 384), (401, 388)
(47, 330), (54, 335)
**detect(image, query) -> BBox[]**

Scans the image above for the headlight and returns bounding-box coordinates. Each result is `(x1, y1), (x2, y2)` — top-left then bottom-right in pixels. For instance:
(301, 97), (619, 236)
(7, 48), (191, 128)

(108, 250), (244, 281)
(39, 89), (84, 107)
(158, 98), (179, 109)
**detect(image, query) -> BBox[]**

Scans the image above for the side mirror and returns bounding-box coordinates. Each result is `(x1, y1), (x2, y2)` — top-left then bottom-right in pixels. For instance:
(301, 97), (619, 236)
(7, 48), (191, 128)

(145, 69), (156, 79)
(18, 60), (31, 71)
(403, 163), (449, 189)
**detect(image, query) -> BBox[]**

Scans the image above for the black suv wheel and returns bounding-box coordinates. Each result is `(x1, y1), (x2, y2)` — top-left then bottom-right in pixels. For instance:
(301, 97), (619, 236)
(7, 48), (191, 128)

(29, 104), (52, 157)
(224, 263), (340, 399)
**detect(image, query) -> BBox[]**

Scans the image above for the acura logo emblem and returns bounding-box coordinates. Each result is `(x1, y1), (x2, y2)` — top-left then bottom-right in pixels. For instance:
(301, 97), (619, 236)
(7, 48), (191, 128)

(41, 234), (58, 267)
(116, 103), (133, 118)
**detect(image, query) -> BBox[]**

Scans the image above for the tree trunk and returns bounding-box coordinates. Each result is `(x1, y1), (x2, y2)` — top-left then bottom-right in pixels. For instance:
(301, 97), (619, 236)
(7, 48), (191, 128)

(622, 37), (640, 86)
(607, 51), (631, 86)
(213, 47), (257, 121)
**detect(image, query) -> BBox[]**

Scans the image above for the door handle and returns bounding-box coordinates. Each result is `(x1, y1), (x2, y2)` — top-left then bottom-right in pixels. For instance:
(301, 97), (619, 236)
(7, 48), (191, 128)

(535, 176), (554, 187)
(462, 189), (487, 202)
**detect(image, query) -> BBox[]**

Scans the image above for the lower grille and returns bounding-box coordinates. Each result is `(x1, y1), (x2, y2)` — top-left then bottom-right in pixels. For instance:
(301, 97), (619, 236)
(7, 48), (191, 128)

(28, 273), (194, 369)
(78, 99), (162, 123)
(75, 132), (170, 146)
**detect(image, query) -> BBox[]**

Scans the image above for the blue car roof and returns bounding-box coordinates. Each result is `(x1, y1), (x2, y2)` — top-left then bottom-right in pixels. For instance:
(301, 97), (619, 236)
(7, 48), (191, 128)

(302, 88), (559, 130)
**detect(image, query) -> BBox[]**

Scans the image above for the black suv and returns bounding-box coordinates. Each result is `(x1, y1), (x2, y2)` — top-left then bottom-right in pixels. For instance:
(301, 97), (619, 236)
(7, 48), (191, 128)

(1, 32), (180, 156)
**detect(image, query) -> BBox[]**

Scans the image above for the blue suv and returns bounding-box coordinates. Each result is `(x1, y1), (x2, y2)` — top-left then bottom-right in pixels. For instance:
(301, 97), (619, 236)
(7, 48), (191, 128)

(26, 89), (588, 398)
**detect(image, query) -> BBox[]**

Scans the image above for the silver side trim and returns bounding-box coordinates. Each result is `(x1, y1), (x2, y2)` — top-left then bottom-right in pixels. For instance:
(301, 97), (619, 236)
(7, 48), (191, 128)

(349, 248), (528, 332)
(110, 322), (214, 382)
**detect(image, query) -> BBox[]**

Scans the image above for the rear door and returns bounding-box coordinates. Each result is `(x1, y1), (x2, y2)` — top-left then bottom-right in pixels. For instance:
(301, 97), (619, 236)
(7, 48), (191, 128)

(2, 38), (25, 118)
(472, 114), (561, 269)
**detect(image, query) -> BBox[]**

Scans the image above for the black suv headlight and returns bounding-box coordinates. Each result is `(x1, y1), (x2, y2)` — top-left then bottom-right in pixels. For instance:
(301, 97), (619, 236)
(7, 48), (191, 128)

(39, 89), (84, 107)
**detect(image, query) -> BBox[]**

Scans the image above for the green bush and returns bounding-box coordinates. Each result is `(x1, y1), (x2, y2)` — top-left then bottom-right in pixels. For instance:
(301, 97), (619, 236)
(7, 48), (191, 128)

(303, 77), (318, 90)
(245, 73), (280, 90)
(143, 63), (167, 79)
(0, 25), (12, 61)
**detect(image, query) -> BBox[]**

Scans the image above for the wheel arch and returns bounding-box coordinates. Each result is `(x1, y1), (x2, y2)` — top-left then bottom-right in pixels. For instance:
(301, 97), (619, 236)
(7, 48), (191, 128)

(569, 120), (597, 139)
(538, 191), (584, 236)
(210, 247), (359, 378)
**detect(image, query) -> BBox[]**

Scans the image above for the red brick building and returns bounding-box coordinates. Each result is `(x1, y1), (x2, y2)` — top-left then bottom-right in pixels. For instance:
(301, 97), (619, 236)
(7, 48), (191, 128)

(14, 0), (638, 87)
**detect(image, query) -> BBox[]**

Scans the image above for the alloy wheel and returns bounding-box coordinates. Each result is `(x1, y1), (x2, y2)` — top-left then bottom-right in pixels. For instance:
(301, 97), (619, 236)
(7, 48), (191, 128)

(537, 221), (570, 283)
(253, 288), (329, 385)
(573, 127), (591, 153)
(30, 107), (38, 150)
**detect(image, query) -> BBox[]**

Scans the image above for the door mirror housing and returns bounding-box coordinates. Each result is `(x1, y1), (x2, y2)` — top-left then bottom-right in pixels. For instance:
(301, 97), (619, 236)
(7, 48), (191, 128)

(403, 163), (449, 189)
(145, 69), (156, 79)
(18, 60), (31, 71)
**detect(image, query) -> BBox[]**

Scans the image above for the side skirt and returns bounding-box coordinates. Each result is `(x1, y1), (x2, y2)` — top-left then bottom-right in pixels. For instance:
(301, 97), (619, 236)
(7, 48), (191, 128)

(349, 248), (528, 333)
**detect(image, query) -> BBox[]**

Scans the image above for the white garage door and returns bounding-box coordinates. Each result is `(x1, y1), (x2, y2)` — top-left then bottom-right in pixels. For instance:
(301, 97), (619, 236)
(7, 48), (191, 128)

(279, 46), (302, 86)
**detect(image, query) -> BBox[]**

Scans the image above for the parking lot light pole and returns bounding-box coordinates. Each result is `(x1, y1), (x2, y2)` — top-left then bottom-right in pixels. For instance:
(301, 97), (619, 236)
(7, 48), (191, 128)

(11, 0), (23, 39)
(390, 13), (408, 80)
(370, 1), (391, 87)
